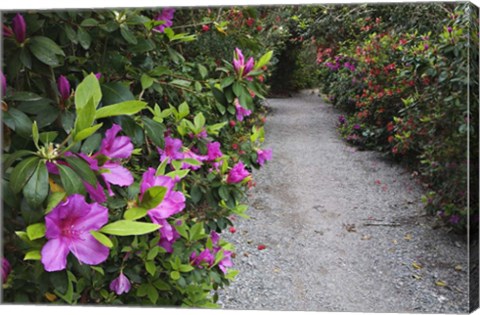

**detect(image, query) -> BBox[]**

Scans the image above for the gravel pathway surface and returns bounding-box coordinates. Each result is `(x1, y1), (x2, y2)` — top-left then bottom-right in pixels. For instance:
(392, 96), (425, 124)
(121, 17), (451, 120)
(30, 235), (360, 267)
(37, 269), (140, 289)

(218, 91), (469, 313)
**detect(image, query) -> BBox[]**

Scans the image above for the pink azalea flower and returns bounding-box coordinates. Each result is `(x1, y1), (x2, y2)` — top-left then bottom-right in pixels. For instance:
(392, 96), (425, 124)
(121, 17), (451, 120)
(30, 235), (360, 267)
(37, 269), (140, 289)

(210, 231), (220, 244)
(256, 148), (272, 166)
(206, 141), (223, 161)
(140, 168), (186, 252)
(216, 248), (233, 274)
(226, 161), (250, 184)
(158, 136), (184, 163)
(208, 231), (233, 274)
(99, 124), (133, 159)
(234, 99), (252, 121)
(181, 149), (207, 171)
(41, 194), (109, 272)
(110, 272), (131, 295)
(1, 258), (11, 284)
(153, 8), (175, 33)
(190, 249), (215, 268)
(2, 24), (13, 38)
(233, 48), (255, 78)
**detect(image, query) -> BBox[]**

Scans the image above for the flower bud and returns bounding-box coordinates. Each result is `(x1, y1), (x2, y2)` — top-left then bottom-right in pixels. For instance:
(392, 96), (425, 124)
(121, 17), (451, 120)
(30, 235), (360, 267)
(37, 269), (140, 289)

(1, 258), (11, 284)
(109, 272), (131, 295)
(1, 72), (6, 98)
(12, 13), (26, 43)
(57, 75), (71, 101)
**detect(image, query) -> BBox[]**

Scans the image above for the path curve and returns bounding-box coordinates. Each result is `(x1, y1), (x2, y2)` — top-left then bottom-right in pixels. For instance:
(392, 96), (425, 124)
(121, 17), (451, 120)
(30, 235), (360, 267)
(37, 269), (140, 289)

(218, 91), (468, 313)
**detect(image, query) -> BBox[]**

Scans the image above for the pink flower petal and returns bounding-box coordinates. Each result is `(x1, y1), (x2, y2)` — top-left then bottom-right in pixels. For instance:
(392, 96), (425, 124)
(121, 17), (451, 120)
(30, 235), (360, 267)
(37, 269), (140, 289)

(69, 233), (109, 266)
(41, 238), (70, 272)
(101, 162), (134, 187)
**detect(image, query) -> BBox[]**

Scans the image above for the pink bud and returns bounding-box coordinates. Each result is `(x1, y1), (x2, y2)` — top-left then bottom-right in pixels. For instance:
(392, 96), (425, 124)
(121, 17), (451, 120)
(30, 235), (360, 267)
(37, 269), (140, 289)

(12, 13), (26, 43)
(57, 75), (71, 101)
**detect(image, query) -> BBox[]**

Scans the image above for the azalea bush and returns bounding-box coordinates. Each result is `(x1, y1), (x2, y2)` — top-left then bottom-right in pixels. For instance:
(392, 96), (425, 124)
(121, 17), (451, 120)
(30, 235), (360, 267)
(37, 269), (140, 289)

(315, 3), (478, 230)
(1, 7), (275, 306)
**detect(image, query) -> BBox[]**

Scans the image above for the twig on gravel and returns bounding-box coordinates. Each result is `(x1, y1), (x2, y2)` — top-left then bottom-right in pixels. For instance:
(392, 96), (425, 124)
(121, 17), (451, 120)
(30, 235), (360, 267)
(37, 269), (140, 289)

(363, 222), (401, 227)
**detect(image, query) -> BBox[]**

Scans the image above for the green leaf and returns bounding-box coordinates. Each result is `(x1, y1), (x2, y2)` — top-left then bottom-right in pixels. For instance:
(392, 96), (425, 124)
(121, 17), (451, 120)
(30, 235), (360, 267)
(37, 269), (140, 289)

(170, 270), (180, 280)
(57, 164), (86, 195)
(190, 185), (202, 204)
(74, 74), (101, 132)
(193, 112), (206, 130)
(101, 82), (135, 105)
(182, 158), (202, 167)
(90, 230), (113, 248)
(64, 156), (97, 186)
(218, 186), (230, 202)
(55, 271), (75, 304)
(24, 250), (41, 261)
(221, 76), (235, 88)
(81, 133), (102, 154)
(5, 107), (33, 138)
(178, 264), (194, 273)
(124, 207), (148, 221)
(165, 169), (189, 180)
(170, 79), (191, 88)
(29, 36), (65, 66)
(3, 150), (35, 171)
(232, 81), (243, 97)
(26, 223), (46, 240)
(20, 47), (32, 68)
(32, 121), (39, 149)
(147, 284), (159, 304)
(153, 279), (171, 291)
(73, 123), (103, 142)
(23, 161), (49, 207)
(145, 261), (156, 276)
(141, 74), (154, 90)
(197, 64), (208, 79)
(147, 247), (161, 260)
(120, 25), (138, 44)
(80, 18), (99, 27)
(9, 156), (39, 192)
(77, 27), (92, 50)
(95, 100), (146, 119)
(9, 92), (43, 101)
(64, 25), (77, 43)
(90, 266), (104, 275)
(75, 74), (102, 111)
(100, 220), (160, 236)
(254, 50), (273, 70)
(212, 87), (227, 106)
(140, 186), (167, 210)
(178, 102), (190, 119)
(142, 117), (165, 147)
(189, 222), (206, 241)
(45, 192), (66, 214)
(39, 131), (59, 144)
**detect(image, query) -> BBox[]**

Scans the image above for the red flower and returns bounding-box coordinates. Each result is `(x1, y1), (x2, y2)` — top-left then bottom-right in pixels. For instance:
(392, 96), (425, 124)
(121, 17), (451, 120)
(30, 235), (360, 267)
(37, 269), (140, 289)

(202, 25), (210, 32)
(257, 244), (266, 250)
(229, 120), (236, 127)
(387, 122), (394, 132)
(256, 25), (263, 32)
(229, 227), (236, 233)
(246, 18), (255, 27)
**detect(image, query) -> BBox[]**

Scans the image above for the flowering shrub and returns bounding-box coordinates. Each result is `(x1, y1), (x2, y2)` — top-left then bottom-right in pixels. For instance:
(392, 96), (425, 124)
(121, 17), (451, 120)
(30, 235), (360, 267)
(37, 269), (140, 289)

(2, 8), (275, 306)
(316, 3), (478, 229)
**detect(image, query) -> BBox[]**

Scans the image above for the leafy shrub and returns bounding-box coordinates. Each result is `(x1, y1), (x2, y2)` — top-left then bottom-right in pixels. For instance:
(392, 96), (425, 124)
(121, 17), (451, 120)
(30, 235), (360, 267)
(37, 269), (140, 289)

(2, 8), (275, 306)
(316, 3), (478, 230)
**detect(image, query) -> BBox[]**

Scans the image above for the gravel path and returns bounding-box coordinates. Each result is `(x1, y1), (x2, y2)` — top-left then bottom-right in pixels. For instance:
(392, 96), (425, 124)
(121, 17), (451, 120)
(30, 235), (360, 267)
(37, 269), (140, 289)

(218, 91), (469, 313)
